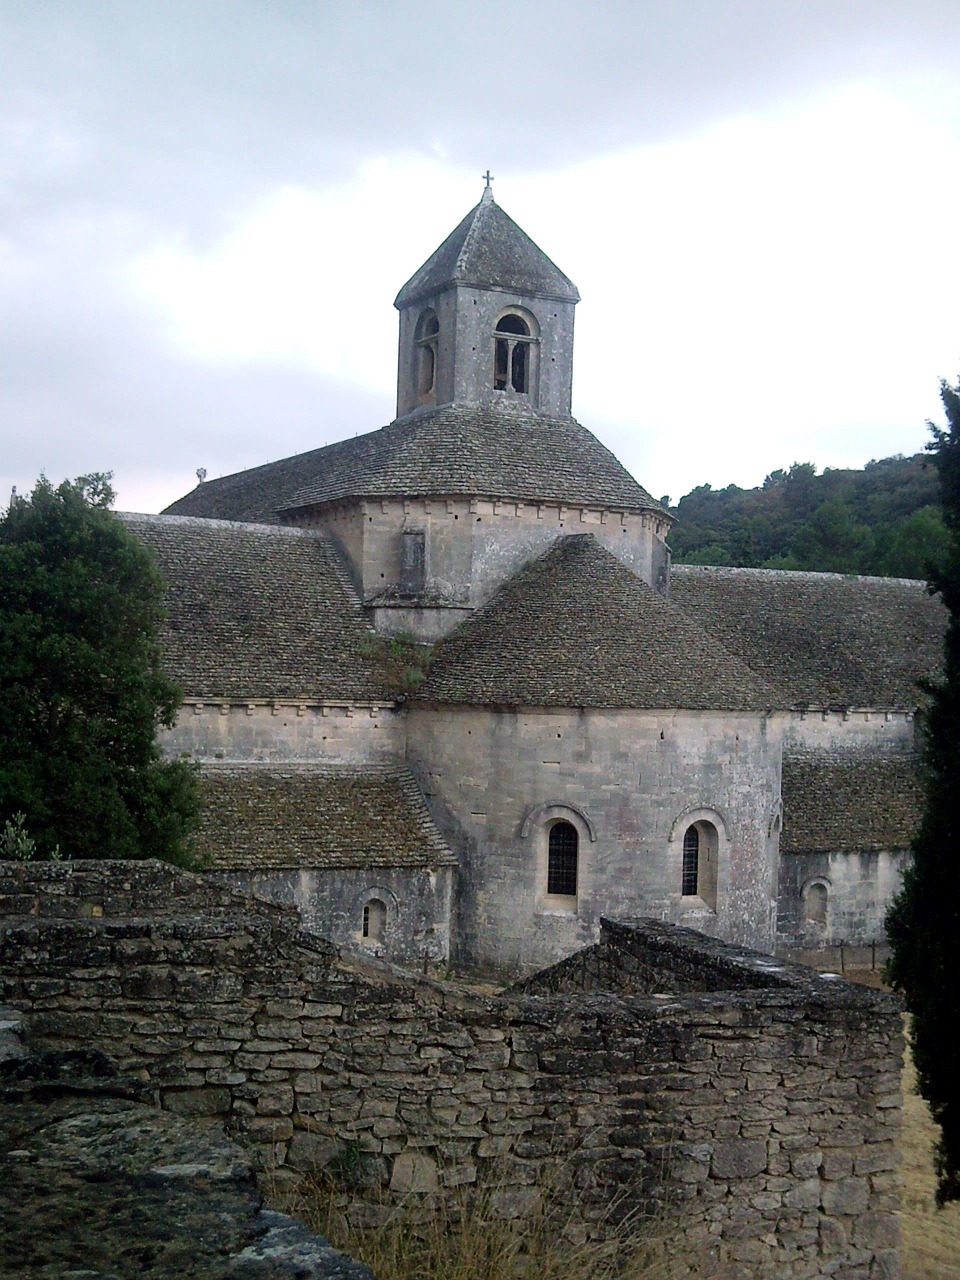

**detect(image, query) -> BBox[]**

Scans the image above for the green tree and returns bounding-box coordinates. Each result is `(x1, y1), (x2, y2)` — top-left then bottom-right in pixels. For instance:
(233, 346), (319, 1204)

(875, 505), (950, 580)
(0, 474), (200, 864)
(887, 377), (960, 1203)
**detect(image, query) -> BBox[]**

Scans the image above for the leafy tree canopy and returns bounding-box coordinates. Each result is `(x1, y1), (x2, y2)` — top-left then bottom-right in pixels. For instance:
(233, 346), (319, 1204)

(887, 377), (960, 1203)
(670, 452), (945, 579)
(0, 474), (200, 864)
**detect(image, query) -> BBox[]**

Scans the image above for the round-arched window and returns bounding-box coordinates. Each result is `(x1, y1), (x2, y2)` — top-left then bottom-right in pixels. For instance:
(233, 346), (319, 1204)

(547, 821), (578, 897)
(681, 820), (719, 911)
(415, 310), (439, 399)
(494, 312), (536, 394)
(362, 897), (387, 943)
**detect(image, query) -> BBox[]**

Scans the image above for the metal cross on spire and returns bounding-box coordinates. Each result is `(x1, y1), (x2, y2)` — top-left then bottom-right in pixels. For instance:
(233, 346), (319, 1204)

(482, 169), (494, 189)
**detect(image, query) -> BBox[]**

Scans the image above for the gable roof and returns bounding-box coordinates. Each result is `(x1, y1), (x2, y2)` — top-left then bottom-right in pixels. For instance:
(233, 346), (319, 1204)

(163, 403), (662, 522)
(394, 190), (580, 308)
(196, 764), (455, 871)
(670, 565), (945, 709)
(416, 534), (777, 710)
(781, 750), (924, 854)
(125, 514), (390, 702)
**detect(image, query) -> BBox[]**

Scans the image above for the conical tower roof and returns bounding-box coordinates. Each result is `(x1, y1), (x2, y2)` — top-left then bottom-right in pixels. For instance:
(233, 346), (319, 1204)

(395, 188), (580, 308)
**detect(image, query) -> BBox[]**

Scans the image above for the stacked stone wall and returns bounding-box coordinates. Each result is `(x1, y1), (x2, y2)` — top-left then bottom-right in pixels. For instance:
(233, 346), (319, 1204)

(0, 862), (902, 1279)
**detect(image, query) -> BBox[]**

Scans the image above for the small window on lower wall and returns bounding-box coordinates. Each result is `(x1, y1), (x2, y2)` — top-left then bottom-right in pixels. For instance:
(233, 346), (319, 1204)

(362, 898), (387, 943)
(681, 820), (718, 912)
(547, 821), (578, 897)
(804, 881), (828, 927)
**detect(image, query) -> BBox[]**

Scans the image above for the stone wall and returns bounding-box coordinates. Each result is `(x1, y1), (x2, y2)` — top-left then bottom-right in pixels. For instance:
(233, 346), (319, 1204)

(778, 850), (911, 952)
(219, 864), (454, 969)
(0, 862), (902, 1280)
(311, 495), (667, 643)
(160, 699), (403, 764)
(408, 704), (783, 972)
(0, 1010), (374, 1279)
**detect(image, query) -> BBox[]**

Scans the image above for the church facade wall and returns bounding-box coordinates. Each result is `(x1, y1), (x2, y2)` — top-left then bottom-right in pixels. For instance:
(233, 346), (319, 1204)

(406, 705), (784, 974)
(777, 850), (910, 952)
(217, 865), (454, 967)
(778, 711), (917, 954)
(160, 700), (403, 764)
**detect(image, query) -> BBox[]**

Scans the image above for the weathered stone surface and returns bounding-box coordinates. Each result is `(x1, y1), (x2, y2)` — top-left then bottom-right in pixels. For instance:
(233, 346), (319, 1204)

(0, 863), (904, 1280)
(0, 1049), (374, 1279)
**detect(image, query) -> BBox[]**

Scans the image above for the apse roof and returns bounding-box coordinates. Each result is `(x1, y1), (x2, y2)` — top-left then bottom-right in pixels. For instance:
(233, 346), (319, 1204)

(416, 534), (778, 711)
(163, 404), (663, 521)
(394, 189), (580, 308)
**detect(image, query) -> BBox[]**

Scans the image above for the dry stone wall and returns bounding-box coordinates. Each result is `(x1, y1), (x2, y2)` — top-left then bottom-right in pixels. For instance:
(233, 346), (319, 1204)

(0, 862), (902, 1280)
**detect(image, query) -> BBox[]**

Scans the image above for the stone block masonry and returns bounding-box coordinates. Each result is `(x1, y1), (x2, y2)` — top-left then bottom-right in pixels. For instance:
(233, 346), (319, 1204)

(0, 862), (903, 1280)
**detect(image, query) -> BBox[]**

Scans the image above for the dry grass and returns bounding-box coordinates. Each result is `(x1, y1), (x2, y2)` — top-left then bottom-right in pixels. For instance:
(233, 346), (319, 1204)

(842, 968), (960, 1280)
(897, 1023), (960, 1279)
(269, 1166), (719, 1280)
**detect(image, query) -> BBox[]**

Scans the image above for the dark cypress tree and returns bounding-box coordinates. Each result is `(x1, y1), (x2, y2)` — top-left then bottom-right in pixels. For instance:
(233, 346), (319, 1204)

(0, 474), (200, 864)
(887, 376), (960, 1203)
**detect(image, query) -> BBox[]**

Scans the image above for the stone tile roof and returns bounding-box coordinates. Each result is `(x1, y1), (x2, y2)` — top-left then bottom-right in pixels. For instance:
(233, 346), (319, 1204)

(197, 765), (456, 870)
(671, 565), (946, 709)
(163, 404), (661, 521)
(417, 535), (778, 710)
(394, 191), (580, 307)
(781, 750), (924, 854)
(124, 514), (390, 702)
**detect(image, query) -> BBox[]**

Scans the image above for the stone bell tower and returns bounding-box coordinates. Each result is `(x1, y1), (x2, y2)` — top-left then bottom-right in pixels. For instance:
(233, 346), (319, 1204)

(394, 181), (581, 419)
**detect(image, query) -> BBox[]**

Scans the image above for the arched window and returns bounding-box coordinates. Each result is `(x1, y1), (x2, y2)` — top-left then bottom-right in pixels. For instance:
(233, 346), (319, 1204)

(547, 821), (578, 897)
(415, 310), (439, 400)
(804, 882), (828, 927)
(681, 826), (700, 896)
(494, 312), (536, 394)
(362, 898), (387, 943)
(681, 821), (719, 911)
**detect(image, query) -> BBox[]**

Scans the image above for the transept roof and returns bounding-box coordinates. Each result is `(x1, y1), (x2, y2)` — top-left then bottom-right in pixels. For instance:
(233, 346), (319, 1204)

(670, 564), (945, 709)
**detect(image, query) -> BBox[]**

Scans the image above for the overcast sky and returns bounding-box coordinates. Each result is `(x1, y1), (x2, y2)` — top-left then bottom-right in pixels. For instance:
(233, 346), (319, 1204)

(4, 1), (960, 514)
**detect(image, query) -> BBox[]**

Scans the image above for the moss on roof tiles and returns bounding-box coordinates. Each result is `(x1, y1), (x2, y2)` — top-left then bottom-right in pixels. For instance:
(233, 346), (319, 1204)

(671, 565), (945, 708)
(394, 193), (580, 307)
(125, 515), (390, 702)
(163, 404), (661, 522)
(781, 750), (924, 854)
(196, 765), (455, 871)
(416, 534), (777, 710)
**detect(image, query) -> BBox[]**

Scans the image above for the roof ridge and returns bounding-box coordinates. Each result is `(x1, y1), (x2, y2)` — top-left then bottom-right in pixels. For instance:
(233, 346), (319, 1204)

(454, 198), (486, 278)
(672, 562), (933, 589)
(122, 511), (329, 538)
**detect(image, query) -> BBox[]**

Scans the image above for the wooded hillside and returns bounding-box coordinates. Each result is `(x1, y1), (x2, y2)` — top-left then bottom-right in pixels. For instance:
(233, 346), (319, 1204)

(668, 453), (947, 579)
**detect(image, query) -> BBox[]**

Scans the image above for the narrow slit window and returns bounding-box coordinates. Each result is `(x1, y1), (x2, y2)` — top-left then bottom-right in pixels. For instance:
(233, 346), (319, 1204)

(682, 825), (699, 896)
(401, 529), (426, 594)
(547, 821), (578, 897)
(362, 898), (386, 942)
(415, 310), (439, 401)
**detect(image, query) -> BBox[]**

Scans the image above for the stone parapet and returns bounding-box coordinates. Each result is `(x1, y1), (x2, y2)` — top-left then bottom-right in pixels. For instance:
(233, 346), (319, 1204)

(0, 862), (902, 1279)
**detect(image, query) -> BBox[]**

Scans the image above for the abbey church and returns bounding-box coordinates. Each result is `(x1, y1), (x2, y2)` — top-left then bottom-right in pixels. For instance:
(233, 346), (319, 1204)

(128, 186), (944, 976)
